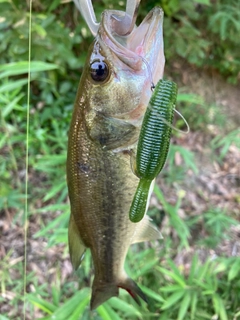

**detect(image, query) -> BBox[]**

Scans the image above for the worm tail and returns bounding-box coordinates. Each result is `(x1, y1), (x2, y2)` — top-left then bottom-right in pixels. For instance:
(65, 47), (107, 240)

(129, 178), (152, 223)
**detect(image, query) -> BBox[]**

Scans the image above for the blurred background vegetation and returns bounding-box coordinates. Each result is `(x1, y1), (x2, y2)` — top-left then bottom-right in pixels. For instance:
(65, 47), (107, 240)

(0, 0), (240, 319)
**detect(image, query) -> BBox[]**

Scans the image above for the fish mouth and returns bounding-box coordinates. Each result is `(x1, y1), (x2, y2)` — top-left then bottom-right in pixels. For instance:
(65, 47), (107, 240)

(99, 7), (165, 83)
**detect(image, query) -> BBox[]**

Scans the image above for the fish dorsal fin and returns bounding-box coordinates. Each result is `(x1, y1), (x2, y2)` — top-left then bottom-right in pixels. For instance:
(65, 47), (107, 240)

(68, 214), (86, 270)
(131, 216), (163, 244)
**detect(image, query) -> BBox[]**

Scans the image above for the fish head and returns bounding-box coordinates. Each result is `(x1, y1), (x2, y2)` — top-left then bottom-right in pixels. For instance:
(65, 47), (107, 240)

(79, 6), (165, 125)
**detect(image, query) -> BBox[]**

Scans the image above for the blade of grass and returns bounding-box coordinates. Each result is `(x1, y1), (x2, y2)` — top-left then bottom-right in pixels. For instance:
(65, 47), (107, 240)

(0, 61), (59, 78)
(23, 2), (32, 320)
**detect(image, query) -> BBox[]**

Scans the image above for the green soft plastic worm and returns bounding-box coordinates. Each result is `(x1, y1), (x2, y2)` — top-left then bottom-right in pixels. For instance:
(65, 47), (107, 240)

(129, 79), (178, 223)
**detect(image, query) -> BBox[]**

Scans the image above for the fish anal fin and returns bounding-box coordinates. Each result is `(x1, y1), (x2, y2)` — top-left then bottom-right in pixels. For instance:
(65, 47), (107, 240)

(131, 216), (163, 244)
(68, 214), (86, 270)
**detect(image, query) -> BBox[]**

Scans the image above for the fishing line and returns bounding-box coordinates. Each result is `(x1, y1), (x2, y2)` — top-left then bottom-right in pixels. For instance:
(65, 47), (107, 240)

(173, 108), (190, 134)
(147, 103), (190, 134)
(23, 0), (32, 319)
(140, 56), (155, 90)
(139, 55), (190, 134)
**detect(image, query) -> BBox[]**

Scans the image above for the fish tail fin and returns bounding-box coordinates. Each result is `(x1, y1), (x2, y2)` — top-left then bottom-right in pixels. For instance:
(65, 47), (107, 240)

(90, 276), (147, 310)
(90, 281), (119, 310)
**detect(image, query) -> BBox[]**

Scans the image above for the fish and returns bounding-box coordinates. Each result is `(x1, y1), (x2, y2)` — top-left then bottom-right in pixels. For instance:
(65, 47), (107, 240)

(67, 1), (165, 310)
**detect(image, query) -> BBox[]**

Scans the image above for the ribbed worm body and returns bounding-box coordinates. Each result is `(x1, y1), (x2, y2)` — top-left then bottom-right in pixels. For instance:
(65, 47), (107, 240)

(129, 79), (178, 223)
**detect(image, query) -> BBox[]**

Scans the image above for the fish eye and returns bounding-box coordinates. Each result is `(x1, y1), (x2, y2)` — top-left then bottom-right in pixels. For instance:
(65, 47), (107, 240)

(90, 60), (109, 82)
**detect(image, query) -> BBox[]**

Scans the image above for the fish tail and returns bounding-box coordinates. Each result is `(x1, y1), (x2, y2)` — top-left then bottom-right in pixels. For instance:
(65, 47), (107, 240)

(90, 277), (147, 310)
(90, 282), (118, 310)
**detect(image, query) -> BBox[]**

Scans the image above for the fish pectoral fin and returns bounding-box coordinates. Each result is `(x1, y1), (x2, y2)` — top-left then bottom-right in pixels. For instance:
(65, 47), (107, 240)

(89, 112), (139, 150)
(68, 214), (86, 270)
(131, 216), (163, 243)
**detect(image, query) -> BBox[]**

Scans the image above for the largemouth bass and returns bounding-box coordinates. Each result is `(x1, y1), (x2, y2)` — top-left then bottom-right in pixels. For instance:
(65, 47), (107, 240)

(67, 5), (165, 310)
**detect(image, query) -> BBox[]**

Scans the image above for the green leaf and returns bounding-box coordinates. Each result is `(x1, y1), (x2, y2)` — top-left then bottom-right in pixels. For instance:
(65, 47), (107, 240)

(157, 267), (186, 288)
(141, 286), (165, 303)
(36, 203), (69, 213)
(212, 294), (228, 320)
(1, 93), (25, 118)
(153, 185), (168, 209)
(195, 260), (211, 283)
(193, 0), (211, 5)
(161, 290), (185, 310)
(0, 61), (59, 78)
(48, 0), (62, 12)
(178, 292), (191, 320)
(108, 297), (142, 317)
(228, 259), (240, 281)
(43, 181), (66, 201)
(34, 154), (66, 171)
(177, 93), (204, 104)
(136, 258), (159, 277)
(28, 296), (57, 314)
(97, 305), (113, 320)
(188, 254), (198, 283)
(96, 303), (122, 320)
(34, 24), (47, 37)
(68, 296), (90, 320)
(49, 288), (90, 320)
(34, 211), (69, 239)
(0, 79), (28, 93)
(190, 291), (198, 320)
(160, 285), (183, 293)
(214, 261), (227, 274)
(168, 260), (185, 282)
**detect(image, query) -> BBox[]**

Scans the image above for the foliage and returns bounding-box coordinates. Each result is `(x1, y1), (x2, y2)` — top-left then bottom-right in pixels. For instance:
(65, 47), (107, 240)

(0, 0), (239, 319)
(211, 128), (240, 161)
(156, 0), (240, 83)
